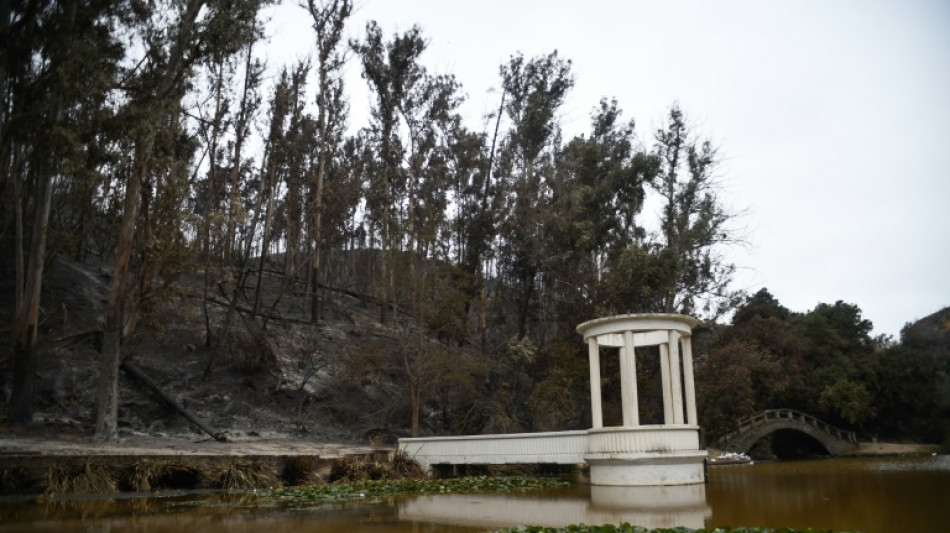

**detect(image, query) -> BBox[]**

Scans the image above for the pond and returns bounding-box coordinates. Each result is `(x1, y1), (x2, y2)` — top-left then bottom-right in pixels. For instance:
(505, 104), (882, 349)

(1, 456), (947, 533)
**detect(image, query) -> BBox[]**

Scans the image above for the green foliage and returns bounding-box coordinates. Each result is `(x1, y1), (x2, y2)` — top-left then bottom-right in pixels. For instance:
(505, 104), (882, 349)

(529, 340), (588, 430)
(501, 51), (575, 164)
(697, 341), (782, 440)
(651, 105), (739, 319)
(507, 335), (538, 365)
(272, 476), (568, 502)
(819, 378), (875, 426)
(703, 292), (949, 445)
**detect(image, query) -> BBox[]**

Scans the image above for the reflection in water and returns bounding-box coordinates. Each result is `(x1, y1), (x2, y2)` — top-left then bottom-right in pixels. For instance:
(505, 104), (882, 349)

(0, 457), (948, 533)
(707, 456), (950, 533)
(399, 484), (709, 530)
(0, 492), (473, 533)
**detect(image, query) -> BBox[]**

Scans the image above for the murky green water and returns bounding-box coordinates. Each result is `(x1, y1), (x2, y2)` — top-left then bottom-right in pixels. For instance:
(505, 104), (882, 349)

(1, 456), (947, 533)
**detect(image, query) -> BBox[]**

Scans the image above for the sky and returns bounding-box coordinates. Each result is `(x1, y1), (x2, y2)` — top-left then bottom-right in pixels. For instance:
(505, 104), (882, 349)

(261, 0), (950, 338)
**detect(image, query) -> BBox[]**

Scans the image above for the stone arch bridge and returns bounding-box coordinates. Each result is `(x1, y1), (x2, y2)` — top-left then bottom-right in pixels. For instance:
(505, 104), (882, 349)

(716, 409), (859, 456)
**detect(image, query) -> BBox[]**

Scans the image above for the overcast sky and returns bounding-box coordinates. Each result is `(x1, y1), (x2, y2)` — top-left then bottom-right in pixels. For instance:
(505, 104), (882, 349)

(262, 0), (950, 338)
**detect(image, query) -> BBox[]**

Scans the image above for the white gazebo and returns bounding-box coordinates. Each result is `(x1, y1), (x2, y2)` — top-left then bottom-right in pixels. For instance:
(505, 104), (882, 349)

(577, 313), (707, 486)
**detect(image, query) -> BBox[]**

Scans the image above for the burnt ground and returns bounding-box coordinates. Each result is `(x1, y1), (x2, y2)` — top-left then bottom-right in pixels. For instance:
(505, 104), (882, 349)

(0, 254), (419, 450)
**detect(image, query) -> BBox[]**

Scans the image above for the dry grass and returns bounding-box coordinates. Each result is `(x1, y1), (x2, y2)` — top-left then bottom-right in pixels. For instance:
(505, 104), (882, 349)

(0, 467), (29, 494)
(46, 462), (117, 495)
(389, 450), (425, 479)
(28, 454), (418, 494)
(208, 458), (282, 490)
(126, 460), (204, 492)
(281, 456), (322, 486)
(329, 450), (423, 482)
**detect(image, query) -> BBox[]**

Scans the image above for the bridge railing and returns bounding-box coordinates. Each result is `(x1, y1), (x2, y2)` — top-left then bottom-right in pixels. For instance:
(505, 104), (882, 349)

(719, 408), (858, 446)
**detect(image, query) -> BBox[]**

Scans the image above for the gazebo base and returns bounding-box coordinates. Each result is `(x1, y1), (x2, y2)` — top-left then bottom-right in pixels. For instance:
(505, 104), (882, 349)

(585, 451), (708, 486)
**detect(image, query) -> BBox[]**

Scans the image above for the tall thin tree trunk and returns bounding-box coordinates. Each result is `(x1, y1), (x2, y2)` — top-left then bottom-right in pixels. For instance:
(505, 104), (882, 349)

(225, 44), (256, 261)
(309, 92), (328, 324)
(9, 167), (53, 424)
(94, 0), (207, 441)
(95, 138), (148, 440)
(208, 145), (269, 359)
(401, 341), (421, 437)
(253, 153), (276, 313)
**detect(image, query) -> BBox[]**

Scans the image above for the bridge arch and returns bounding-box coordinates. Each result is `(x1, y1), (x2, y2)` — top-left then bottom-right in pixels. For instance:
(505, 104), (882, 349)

(716, 409), (858, 457)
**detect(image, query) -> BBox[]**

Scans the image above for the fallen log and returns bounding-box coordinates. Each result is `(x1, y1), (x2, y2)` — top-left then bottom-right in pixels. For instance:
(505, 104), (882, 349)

(120, 360), (227, 442)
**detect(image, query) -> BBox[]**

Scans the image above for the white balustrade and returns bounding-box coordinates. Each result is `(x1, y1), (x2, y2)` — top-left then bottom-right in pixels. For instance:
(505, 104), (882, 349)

(587, 426), (701, 455)
(400, 430), (589, 467)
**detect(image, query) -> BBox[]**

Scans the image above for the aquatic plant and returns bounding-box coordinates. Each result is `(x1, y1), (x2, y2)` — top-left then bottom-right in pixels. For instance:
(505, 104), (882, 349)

(486, 526), (862, 533)
(274, 475), (569, 502)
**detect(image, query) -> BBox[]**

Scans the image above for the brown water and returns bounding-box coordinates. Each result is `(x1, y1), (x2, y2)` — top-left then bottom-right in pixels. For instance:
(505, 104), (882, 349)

(1, 456), (947, 532)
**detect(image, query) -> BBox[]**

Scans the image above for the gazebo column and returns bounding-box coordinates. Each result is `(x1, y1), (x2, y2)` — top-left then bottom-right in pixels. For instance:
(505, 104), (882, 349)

(669, 330), (684, 424)
(620, 330), (639, 426)
(588, 337), (603, 429)
(682, 334), (698, 425)
(659, 342), (673, 424)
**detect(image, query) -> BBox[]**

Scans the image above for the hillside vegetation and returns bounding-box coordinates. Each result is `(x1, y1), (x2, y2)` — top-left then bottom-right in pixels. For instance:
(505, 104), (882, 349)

(1, 1), (946, 448)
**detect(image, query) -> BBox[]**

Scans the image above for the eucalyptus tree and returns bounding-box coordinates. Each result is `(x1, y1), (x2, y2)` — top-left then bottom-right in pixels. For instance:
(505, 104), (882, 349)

(400, 72), (473, 435)
(651, 104), (739, 319)
(495, 51), (573, 339)
(3, 0), (126, 424)
(194, 48), (237, 262)
(252, 67), (297, 313)
(302, 0), (352, 323)
(200, 50), (268, 356)
(354, 24), (485, 432)
(448, 122), (490, 309)
(546, 98), (658, 329)
(513, 99), (660, 431)
(314, 130), (361, 291)
(352, 21), (426, 324)
(192, 39), (264, 263)
(277, 60), (314, 293)
(224, 45), (265, 261)
(95, 0), (271, 441)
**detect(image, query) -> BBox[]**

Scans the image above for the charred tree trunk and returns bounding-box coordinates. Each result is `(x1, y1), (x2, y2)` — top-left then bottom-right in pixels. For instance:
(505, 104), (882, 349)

(122, 360), (226, 441)
(95, 0), (207, 441)
(9, 161), (54, 424)
(95, 137), (148, 441)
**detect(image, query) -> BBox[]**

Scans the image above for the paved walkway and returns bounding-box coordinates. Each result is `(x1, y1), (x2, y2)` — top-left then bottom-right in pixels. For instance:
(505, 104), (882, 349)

(0, 434), (385, 458)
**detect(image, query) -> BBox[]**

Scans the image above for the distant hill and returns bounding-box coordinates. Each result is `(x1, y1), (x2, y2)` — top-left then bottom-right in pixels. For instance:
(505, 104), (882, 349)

(901, 306), (950, 361)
